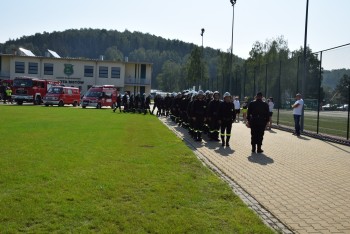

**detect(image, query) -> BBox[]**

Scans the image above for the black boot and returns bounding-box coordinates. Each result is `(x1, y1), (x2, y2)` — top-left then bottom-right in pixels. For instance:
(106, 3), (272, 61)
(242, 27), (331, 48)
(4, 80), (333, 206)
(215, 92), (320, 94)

(226, 136), (230, 147)
(221, 136), (225, 147)
(252, 144), (256, 153)
(197, 132), (202, 142)
(257, 144), (264, 153)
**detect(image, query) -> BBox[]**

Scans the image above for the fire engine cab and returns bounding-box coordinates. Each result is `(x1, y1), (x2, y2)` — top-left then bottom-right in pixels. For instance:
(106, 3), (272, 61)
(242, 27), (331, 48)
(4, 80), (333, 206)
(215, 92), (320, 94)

(11, 77), (60, 105)
(43, 86), (81, 107)
(81, 85), (117, 109)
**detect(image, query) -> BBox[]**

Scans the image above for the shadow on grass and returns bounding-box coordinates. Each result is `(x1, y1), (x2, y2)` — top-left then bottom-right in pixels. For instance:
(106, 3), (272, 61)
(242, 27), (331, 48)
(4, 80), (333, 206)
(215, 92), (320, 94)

(248, 153), (274, 165)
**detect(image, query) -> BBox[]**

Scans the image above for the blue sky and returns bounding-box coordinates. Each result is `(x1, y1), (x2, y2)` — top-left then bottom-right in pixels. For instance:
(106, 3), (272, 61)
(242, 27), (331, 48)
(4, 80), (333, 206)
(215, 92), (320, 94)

(1, 0), (349, 69)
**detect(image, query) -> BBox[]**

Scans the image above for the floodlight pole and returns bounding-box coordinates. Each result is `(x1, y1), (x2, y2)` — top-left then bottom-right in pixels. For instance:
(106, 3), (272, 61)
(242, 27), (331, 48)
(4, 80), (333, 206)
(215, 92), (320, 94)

(201, 28), (205, 90)
(301, 0), (309, 132)
(230, 0), (236, 94)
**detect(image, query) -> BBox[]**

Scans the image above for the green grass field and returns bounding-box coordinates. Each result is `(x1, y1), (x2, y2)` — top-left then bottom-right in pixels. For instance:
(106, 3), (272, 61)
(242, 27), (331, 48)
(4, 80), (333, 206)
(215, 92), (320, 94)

(272, 109), (349, 138)
(0, 105), (274, 233)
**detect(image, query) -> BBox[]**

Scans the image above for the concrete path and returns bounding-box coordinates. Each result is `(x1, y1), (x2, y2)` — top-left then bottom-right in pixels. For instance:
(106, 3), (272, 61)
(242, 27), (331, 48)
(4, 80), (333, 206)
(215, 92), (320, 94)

(159, 117), (350, 234)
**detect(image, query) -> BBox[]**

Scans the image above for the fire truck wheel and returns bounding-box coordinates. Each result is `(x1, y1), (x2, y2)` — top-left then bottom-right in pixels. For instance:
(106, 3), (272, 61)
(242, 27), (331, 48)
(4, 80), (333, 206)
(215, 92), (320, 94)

(96, 103), (102, 109)
(17, 101), (23, 105)
(73, 101), (78, 107)
(58, 100), (64, 107)
(45, 104), (49, 107)
(82, 106), (86, 108)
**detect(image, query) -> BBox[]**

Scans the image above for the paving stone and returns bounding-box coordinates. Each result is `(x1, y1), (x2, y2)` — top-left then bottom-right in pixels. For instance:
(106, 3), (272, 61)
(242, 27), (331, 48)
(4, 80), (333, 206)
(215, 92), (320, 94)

(160, 117), (350, 234)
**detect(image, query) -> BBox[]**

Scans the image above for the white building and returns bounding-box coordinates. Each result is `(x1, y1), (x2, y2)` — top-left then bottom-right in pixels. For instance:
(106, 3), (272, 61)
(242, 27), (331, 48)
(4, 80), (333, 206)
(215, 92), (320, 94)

(0, 49), (152, 94)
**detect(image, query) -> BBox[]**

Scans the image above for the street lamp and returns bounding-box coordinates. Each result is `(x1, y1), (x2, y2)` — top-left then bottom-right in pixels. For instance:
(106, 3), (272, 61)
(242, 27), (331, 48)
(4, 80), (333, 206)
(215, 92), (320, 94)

(201, 28), (205, 90)
(229, 0), (237, 94)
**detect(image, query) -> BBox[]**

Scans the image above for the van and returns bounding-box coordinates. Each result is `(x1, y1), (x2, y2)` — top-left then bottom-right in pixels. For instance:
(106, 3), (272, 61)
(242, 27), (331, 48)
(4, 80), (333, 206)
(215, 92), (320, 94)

(43, 86), (80, 107)
(81, 85), (117, 109)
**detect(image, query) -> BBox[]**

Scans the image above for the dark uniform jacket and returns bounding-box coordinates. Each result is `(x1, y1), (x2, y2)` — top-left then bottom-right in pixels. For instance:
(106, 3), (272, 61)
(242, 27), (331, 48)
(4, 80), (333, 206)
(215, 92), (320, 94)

(207, 99), (221, 119)
(247, 99), (269, 124)
(191, 99), (207, 118)
(219, 101), (235, 121)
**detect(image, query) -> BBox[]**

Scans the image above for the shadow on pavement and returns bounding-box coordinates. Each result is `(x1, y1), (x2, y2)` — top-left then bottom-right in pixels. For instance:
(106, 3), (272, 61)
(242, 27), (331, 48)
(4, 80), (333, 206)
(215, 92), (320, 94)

(214, 147), (235, 156)
(248, 153), (274, 165)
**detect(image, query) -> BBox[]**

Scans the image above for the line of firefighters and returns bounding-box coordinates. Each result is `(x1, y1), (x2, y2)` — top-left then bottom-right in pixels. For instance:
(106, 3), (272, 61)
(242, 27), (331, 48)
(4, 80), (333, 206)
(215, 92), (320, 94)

(153, 90), (242, 147)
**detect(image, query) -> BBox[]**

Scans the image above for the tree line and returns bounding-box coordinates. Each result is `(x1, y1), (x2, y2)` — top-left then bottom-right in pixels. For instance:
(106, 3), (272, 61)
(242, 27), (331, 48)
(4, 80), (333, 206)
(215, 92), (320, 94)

(0, 29), (348, 104)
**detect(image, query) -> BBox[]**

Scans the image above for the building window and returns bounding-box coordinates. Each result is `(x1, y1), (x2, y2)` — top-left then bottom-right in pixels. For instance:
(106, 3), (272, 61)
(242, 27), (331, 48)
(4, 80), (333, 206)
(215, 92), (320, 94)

(15, 61), (25, 73)
(84, 65), (94, 77)
(99, 66), (108, 78)
(111, 67), (121, 79)
(141, 64), (146, 79)
(28, 62), (38, 74)
(44, 63), (53, 75)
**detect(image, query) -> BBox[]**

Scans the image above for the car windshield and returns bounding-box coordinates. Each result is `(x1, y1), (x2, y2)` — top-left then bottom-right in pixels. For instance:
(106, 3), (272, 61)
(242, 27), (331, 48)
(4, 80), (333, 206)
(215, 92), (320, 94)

(85, 90), (102, 97)
(47, 87), (63, 94)
(13, 79), (33, 87)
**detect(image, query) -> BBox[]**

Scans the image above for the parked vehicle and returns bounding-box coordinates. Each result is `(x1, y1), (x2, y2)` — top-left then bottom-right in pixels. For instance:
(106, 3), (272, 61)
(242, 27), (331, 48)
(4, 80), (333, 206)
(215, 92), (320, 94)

(321, 103), (338, 111)
(337, 104), (349, 111)
(11, 77), (60, 105)
(43, 86), (80, 107)
(81, 85), (117, 109)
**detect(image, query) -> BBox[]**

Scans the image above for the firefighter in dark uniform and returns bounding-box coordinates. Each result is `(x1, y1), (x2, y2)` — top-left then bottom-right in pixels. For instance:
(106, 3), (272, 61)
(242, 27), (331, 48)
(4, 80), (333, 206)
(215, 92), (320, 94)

(113, 93), (122, 113)
(246, 92), (269, 153)
(179, 92), (190, 128)
(187, 91), (196, 138)
(218, 92), (235, 147)
(190, 90), (207, 142)
(171, 92), (182, 123)
(122, 92), (129, 112)
(164, 93), (171, 117)
(144, 94), (151, 115)
(207, 91), (221, 141)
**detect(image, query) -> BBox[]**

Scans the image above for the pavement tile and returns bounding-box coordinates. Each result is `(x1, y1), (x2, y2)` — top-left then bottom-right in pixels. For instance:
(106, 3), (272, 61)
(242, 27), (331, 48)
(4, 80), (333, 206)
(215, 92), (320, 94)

(160, 117), (350, 234)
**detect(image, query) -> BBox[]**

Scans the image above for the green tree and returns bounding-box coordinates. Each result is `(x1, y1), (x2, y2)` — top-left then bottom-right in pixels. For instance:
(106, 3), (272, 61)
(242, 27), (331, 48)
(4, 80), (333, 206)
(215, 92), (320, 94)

(156, 60), (181, 92)
(335, 74), (350, 103)
(186, 47), (202, 89)
(104, 46), (124, 61)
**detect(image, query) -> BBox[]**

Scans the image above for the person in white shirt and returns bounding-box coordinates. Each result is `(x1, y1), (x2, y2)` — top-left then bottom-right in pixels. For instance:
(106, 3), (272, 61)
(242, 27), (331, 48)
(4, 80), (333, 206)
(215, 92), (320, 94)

(233, 96), (240, 122)
(292, 93), (304, 136)
(267, 97), (274, 130)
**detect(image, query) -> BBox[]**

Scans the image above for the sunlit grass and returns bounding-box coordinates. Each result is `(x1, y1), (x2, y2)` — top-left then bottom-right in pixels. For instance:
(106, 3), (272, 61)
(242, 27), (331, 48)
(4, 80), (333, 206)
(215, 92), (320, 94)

(0, 105), (273, 233)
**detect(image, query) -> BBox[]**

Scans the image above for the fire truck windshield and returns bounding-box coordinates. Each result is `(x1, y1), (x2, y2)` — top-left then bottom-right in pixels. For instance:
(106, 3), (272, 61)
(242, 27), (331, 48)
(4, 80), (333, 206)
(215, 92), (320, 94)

(13, 79), (33, 87)
(85, 90), (102, 97)
(47, 87), (63, 94)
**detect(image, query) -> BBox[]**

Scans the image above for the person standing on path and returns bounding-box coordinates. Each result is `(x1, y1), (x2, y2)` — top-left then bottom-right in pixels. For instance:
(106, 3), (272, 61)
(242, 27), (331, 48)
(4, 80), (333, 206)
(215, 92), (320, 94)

(207, 91), (221, 141)
(246, 92), (269, 153)
(267, 97), (274, 130)
(292, 93), (304, 136)
(219, 92), (235, 147)
(233, 96), (240, 122)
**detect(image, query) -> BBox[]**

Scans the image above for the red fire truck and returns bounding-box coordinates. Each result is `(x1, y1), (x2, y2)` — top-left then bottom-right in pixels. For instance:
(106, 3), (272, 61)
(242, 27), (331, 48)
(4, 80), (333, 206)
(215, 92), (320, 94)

(12, 77), (60, 105)
(81, 85), (118, 109)
(43, 86), (81, 107)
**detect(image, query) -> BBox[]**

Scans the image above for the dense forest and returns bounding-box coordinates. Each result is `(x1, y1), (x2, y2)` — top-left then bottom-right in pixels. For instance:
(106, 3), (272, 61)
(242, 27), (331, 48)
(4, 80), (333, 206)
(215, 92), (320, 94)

(0, 28), (244, 90)
(0, 28), (349, 105)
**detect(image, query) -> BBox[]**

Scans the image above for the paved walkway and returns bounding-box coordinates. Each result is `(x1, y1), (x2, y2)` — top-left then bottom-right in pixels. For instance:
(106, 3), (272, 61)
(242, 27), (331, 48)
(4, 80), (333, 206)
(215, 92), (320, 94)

(159, 117), (350, 234)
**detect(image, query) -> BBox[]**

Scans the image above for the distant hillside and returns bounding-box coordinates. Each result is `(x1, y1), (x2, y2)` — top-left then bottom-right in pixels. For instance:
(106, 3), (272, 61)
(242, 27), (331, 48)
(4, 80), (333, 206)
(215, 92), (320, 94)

(323, 69), (350, 89)
(0, 28), (244, 89)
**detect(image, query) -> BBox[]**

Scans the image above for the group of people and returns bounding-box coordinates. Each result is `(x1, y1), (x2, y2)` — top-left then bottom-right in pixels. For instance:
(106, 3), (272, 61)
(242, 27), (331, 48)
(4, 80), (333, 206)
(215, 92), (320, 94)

(113, 92), (151, 115)
(154, 90), (303, 154)
(112, 89), (304, 153)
